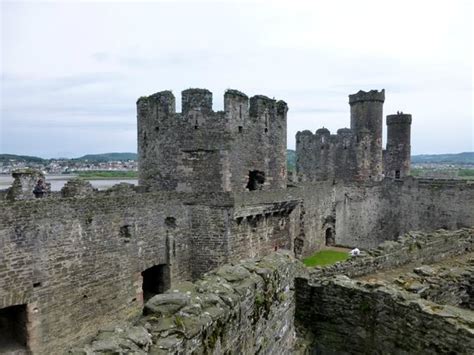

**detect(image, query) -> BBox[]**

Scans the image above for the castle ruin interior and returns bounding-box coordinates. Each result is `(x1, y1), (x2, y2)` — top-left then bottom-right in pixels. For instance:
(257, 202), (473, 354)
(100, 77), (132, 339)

(0, 89), (472, 354)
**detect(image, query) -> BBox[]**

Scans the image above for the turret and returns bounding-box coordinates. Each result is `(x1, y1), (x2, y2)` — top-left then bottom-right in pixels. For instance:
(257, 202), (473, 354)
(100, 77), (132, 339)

(137, 91), (177, 189)
(349, 89), (385, 180)
(385, 113), (412, 179)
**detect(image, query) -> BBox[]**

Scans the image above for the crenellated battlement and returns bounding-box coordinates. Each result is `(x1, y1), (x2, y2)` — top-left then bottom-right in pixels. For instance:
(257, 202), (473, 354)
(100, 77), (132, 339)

(348, 89), (385, 104)
(386, 113), (412, 125)
(137, 88), (287, 122)
(181, 88), (213, 115)
(316, 128), (331, 136)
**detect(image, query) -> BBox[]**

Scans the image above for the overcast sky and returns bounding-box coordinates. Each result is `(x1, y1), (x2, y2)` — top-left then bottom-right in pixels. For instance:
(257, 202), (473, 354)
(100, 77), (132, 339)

(1, 0), (472, 158)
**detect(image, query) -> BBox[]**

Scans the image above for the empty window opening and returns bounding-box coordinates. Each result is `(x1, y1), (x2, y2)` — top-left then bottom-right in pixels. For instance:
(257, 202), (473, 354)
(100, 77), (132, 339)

(325, 228), (335, 246)
(0, 304), (29, 353)
(264, 128), (268, 133)
(238, 126), (243, 133)
(246, 170), (265, 191)
(321, 145), (324, 150)
(33, 282), (41, 288)
(120, 225), (132, 243)
(165, 217), (176, 228)
(154, 126), (159, 132)
(141, 264), (170, 302)
(395, 170), (401, 179)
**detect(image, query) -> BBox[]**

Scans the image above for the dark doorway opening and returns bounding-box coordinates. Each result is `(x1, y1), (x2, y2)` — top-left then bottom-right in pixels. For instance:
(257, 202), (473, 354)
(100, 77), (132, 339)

(325, 228), (335, 246)
(395, 170), (401, 179)
(0, 304), (29, 353)
(141, 264), (170, 302)
(246, 170), (265, 191)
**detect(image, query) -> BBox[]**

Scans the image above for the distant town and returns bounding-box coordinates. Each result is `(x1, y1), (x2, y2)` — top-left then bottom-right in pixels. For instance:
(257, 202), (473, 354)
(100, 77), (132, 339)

(0, 153), (138, 177)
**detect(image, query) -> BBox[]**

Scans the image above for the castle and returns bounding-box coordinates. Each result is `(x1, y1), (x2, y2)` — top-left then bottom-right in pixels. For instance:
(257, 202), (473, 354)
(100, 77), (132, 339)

(297, 89), (412, 182)
(0, 89), (472, 354)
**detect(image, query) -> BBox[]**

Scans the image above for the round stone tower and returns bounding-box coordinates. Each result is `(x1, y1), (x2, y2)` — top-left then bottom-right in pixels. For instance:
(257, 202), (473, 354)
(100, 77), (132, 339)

(348, 89), (385, 181)
(385, 113), (412, 179)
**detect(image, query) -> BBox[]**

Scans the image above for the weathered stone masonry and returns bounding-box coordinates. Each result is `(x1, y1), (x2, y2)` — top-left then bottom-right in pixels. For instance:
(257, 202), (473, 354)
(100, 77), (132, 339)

(295, 228), (474, 354)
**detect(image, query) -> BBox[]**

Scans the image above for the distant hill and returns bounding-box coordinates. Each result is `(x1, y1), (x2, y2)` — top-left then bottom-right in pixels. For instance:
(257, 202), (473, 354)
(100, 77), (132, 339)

(75, 152), (138, 162)
(411, 152), (474, 165)
(0, 154), (47, 164)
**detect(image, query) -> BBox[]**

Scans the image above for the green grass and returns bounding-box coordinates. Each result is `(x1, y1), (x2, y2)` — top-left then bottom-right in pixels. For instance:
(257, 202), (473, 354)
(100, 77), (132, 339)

(72, 171), (138, 179)
(303, 250), (349, 267)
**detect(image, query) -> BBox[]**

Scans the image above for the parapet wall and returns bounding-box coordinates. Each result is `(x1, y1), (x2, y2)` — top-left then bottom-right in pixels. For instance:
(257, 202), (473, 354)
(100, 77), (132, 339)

(72, 252), (302, 354)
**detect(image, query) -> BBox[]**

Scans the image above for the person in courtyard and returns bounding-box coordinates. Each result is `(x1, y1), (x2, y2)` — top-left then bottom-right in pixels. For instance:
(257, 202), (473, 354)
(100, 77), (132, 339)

(349, 247), (360, 257)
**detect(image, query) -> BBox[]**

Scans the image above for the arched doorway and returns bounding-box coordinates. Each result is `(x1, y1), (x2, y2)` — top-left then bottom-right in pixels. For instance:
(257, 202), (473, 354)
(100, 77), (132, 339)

(325, 228), (335, 246)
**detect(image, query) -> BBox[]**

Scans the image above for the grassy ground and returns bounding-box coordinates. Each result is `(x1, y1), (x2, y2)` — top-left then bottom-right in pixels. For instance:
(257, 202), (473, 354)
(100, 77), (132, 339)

(303, 250), (349, 267)
(71, 171), (138, 179)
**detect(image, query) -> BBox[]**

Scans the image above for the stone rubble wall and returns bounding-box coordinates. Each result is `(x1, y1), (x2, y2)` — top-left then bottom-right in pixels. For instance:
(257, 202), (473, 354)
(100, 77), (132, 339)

(296, 275), (474, 354)
(388, 259), (474, 310)
(71, 252), (303, 355)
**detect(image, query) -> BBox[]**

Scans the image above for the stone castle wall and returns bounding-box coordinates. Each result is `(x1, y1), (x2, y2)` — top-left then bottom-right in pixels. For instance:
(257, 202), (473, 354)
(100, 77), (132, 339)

(0, 188), (302, 353)
(335, 177), (474, 248)
(0, 177), (472, 352)
(0, 192), (191, 354)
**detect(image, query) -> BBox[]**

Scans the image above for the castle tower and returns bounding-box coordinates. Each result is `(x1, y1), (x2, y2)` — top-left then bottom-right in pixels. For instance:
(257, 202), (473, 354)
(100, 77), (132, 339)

(384, 113), (412, 179)
(137, 88), (287, 193)
(349, 89), (385, 181)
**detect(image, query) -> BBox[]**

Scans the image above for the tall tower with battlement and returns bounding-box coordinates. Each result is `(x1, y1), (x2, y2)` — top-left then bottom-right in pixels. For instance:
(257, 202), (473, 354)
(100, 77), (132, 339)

(349, 89), (385, 181)
(384, 113), (412, 179)
(296, 89), (386, 182)
(137, 88), (288, 193)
